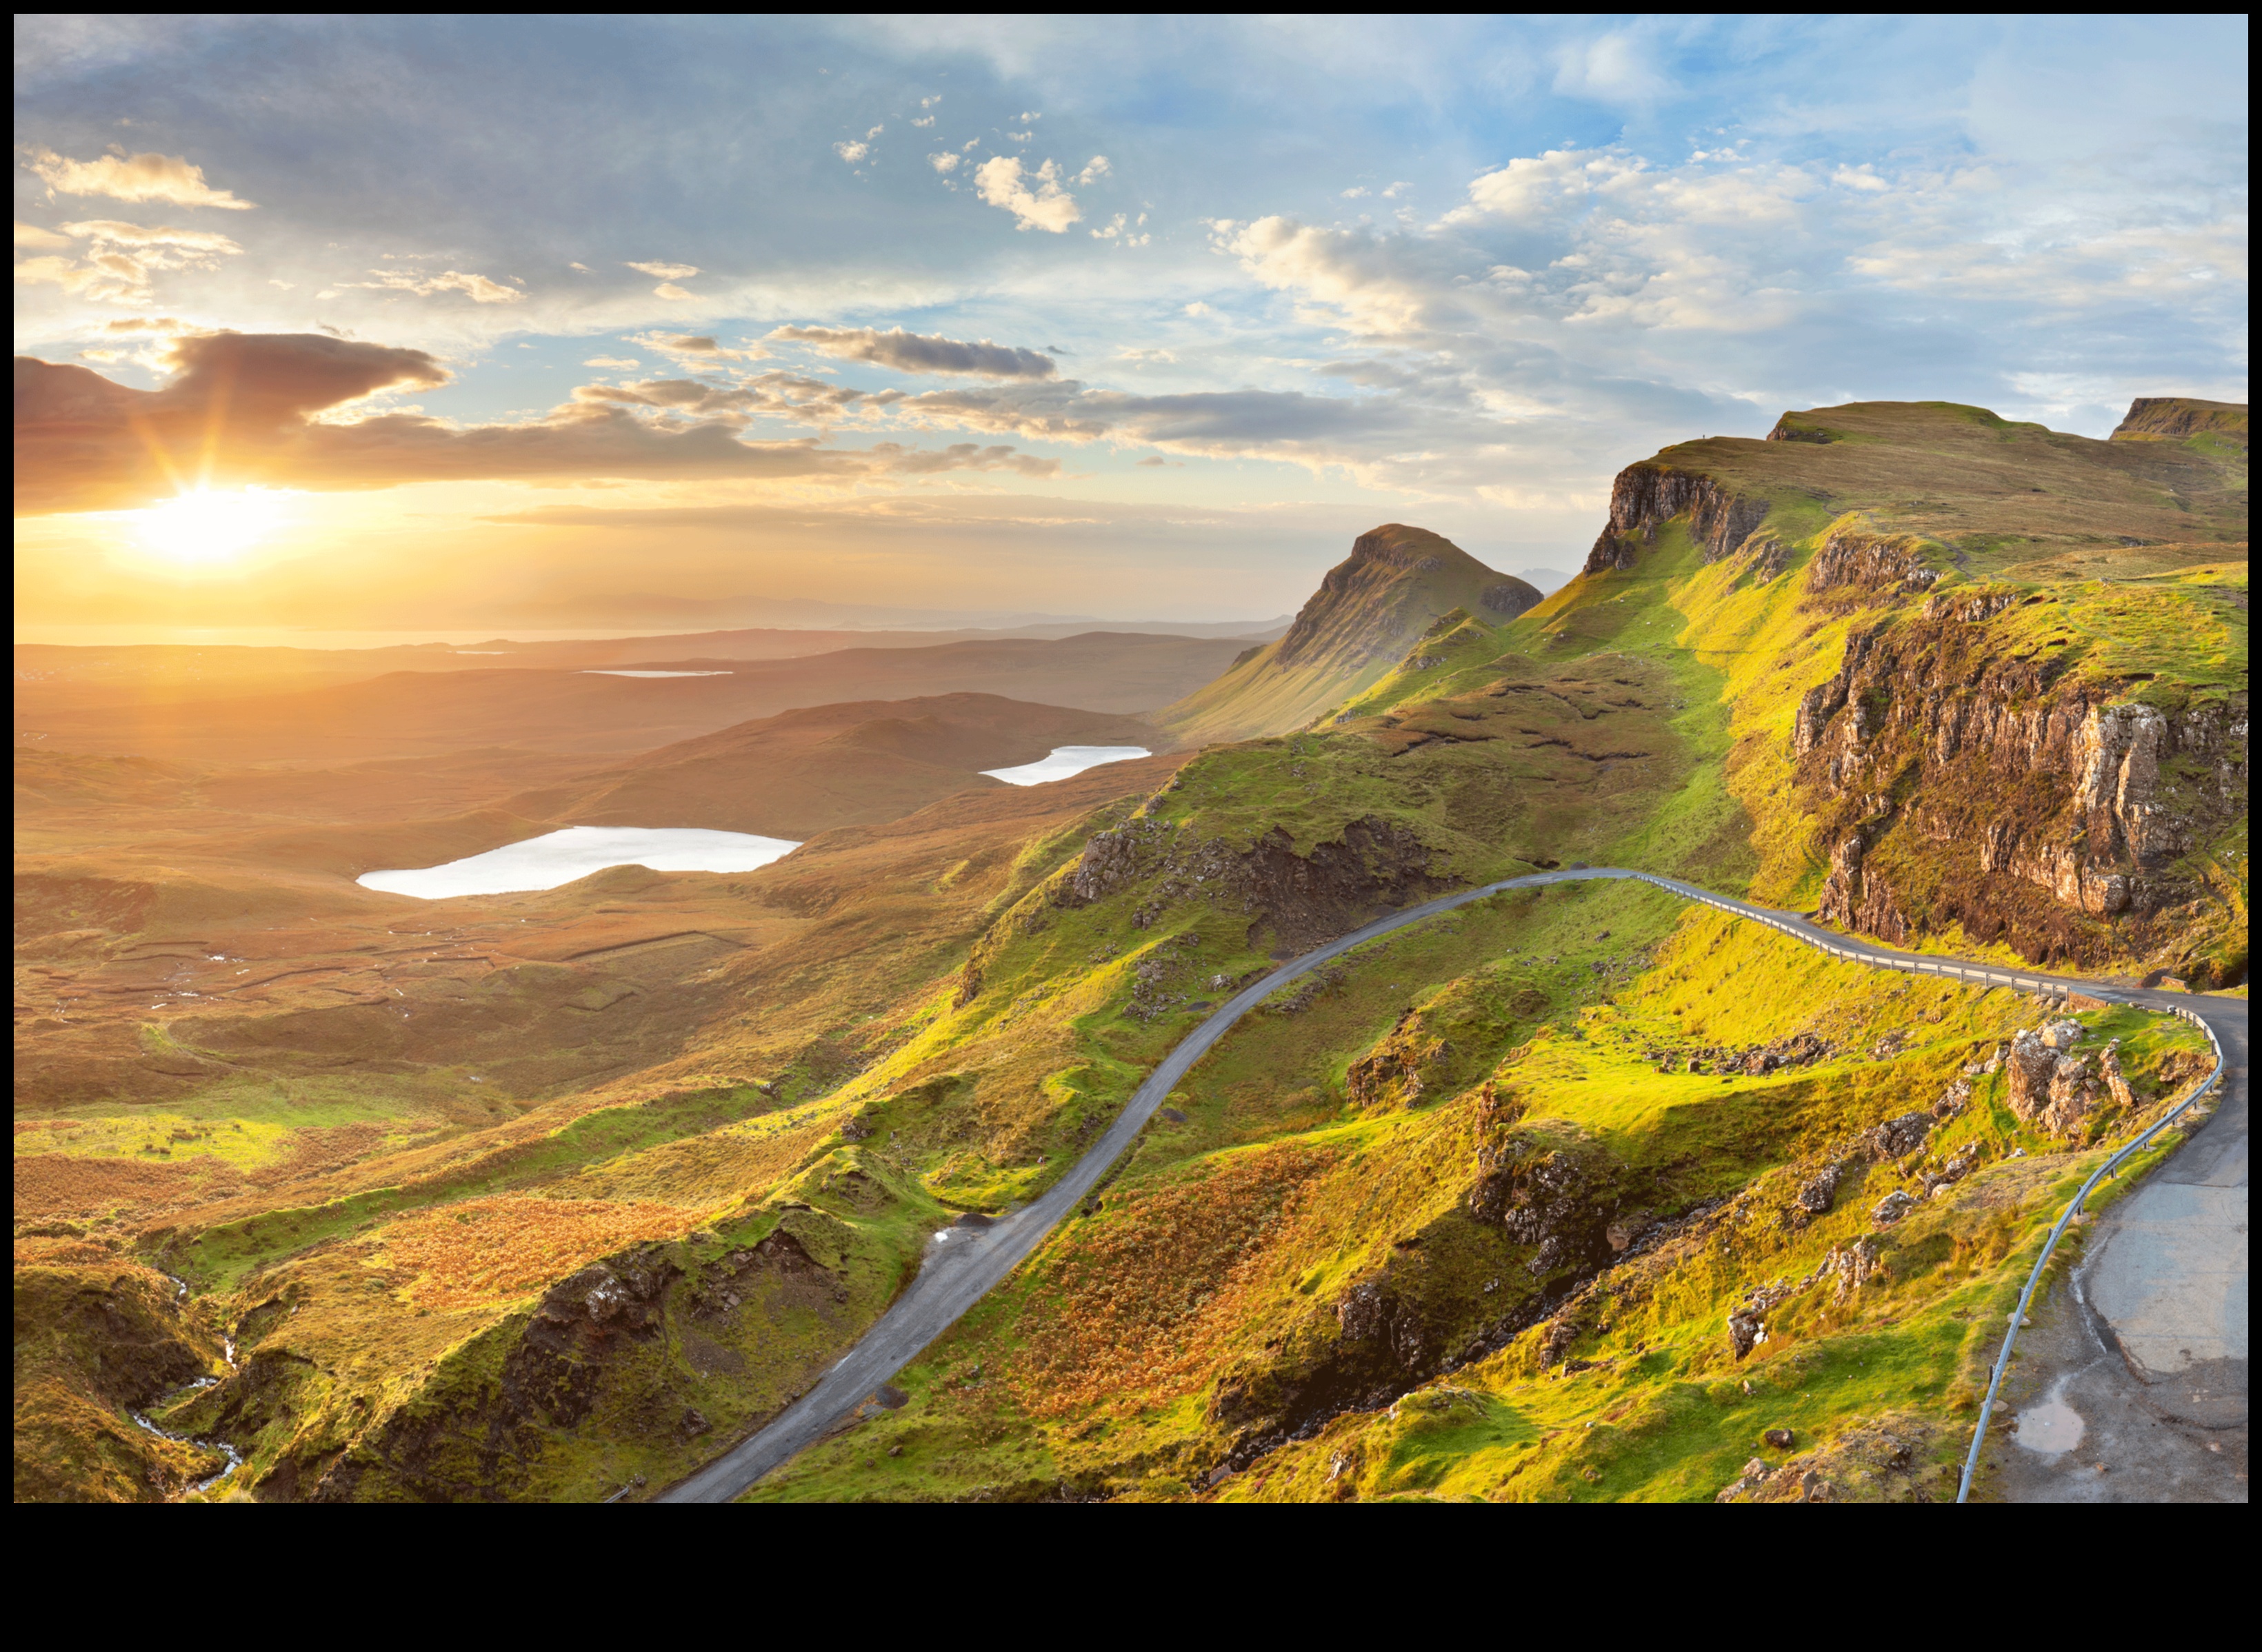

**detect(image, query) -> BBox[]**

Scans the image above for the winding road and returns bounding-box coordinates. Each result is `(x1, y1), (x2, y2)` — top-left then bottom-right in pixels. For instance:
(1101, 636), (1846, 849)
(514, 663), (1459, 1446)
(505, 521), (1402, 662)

(656, 866), (2249, 1503)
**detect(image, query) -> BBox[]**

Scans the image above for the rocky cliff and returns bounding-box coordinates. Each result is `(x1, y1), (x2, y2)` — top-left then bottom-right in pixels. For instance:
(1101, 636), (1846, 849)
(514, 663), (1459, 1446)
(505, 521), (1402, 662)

(1581, 396), (2250, 984)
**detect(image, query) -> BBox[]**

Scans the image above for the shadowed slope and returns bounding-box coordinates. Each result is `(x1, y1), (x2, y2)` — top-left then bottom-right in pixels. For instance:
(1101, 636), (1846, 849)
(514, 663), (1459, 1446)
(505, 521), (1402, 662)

(1156, 525), (1540, 746)
(507, 693), (1162, 838)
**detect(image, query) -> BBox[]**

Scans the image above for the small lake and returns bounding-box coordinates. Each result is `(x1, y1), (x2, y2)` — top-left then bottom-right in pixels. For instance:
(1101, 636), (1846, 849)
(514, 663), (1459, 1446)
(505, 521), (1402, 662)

(579, 669), (733, 678)
(358, 825), (800, 899)
(981, 745), (1152, 785)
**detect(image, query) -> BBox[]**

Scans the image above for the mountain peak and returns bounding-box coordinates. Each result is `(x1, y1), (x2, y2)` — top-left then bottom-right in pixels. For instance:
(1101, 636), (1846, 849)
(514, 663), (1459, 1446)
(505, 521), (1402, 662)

(1160, 525), (1538, 744)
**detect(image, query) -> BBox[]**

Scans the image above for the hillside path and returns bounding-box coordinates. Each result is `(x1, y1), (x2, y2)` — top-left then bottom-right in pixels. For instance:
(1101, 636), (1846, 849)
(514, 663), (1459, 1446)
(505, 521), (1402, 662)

(655, 866), (2248, 1503)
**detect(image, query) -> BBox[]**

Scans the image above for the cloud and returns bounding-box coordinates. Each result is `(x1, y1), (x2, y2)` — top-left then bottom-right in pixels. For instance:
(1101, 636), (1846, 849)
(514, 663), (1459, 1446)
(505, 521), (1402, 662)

(14, 221), (72, 248)
(624, 261), (699, 281)
(625, 331), (768, 362)
(912, 116), (934, 128)
(21, 145), (254, 209)
(930, 152), (961, 174)
(13, 333), (1060, 513)
(1550, 29), (1673, 104)
(973, 156), (1082, 232)
(583, 355), (640, 369)
(652, 283), (694, 301)
(1074, 156), (1111, 185)
(1091, 212), (1150, 245)
(770, 324), (1059, 379)
(339, 268), (523, 303)
(11, 217), (246, 305)
(835, 139), (870, 163)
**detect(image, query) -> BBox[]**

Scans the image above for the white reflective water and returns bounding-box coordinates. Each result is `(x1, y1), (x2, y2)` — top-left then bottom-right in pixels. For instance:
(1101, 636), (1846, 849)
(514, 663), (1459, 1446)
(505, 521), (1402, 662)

(359, 825), (800, 899)
(579, 669), (733, 678)
(980, 745), (1150, 786)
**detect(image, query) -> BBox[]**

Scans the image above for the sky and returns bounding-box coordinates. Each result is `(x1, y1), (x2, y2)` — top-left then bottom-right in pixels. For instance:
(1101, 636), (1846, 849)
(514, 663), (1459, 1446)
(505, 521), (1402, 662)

(12, 14), (2250, 635)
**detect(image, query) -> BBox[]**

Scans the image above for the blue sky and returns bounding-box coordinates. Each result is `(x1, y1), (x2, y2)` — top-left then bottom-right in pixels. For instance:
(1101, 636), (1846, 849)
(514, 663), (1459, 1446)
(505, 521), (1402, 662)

(12, 14), (2250, 628)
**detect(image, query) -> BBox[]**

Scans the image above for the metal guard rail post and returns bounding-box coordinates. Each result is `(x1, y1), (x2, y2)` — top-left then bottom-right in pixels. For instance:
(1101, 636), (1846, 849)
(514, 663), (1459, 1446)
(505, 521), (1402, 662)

(1952, 1003), (2227, 1503)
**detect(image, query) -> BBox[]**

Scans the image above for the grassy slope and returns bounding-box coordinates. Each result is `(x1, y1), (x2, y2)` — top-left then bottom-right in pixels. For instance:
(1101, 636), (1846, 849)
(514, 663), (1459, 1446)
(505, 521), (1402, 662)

(15, 403), (2241, 1502)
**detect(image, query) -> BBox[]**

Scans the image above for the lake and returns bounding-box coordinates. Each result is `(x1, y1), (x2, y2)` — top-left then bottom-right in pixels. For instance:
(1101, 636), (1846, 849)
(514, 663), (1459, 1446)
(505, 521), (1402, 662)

(980, 745), (1151, 785)
(358, 825), (800, 898)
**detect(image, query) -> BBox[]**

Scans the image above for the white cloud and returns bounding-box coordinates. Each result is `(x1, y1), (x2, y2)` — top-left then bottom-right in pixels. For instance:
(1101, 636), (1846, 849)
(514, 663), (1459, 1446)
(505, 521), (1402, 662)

(14, 221), (72, 248)
(652, 282), (694, 301)
(930, 152), (961, 174)
(346, 268), (524, 303)
(835, 139), (870, 163)
(1832, 165), (1890, 192)
(22, 145), (254, 209)
(625, 261), (699, 280)
(569, 261), (591, 272)
(583, 355), (640, 369)
(866, 123), (885, 139)
(1090, 212), (1150, 246)
(1074, 155), (1111, 185)
(12, 217), (246, 305)
(1382, 181), (1412, 199)
(1183, 301), (1217, 317)
(974, 156), (1081, 232)
(1342, 186), (1369, 199)
(913, 116), (934, 128)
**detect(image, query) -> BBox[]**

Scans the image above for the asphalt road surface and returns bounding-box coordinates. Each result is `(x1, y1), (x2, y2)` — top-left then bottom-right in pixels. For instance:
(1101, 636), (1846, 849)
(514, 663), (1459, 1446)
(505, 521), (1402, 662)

(657, 866), (2248, 1503)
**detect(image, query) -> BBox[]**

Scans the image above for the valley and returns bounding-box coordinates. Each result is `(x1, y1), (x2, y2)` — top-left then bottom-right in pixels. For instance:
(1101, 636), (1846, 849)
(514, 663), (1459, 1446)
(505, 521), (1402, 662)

(14, 397), (2248, 1504)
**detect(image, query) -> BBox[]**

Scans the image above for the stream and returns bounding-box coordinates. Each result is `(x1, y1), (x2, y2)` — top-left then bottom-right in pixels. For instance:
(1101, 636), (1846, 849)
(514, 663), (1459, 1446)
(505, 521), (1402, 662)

(133, 1275), (246, 1498)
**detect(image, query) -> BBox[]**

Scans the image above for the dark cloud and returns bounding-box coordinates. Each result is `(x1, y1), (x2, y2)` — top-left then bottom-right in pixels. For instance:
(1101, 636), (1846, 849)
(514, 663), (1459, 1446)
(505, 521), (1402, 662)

(12, 333), (1050, 513)
(771, 325), (1059, 380)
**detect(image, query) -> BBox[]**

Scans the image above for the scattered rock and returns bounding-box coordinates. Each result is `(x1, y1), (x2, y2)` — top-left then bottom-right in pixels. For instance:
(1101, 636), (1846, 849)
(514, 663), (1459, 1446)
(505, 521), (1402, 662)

(1763, 1428), (1795, 1449)
(1870, 1189), (1916, 1225)
(1796, 1162), (1843, 1214)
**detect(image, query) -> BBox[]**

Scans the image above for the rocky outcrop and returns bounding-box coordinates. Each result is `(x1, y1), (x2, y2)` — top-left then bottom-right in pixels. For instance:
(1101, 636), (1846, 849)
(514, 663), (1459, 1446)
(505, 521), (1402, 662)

(1582, 462), (1770, 575)
(1791, 592), (2248, 969)
(1057, 814), (1449, 956)
(2005, 1023), (2105, 1139)
(1347, 1007), (1448, 1109)
(1805, 527), (1940, 598)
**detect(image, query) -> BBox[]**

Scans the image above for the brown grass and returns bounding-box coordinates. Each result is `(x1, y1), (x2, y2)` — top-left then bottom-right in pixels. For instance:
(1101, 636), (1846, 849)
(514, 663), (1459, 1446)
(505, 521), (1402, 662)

(376, 1195), (692, 1311)
(1007, 1145), (1339, 1418)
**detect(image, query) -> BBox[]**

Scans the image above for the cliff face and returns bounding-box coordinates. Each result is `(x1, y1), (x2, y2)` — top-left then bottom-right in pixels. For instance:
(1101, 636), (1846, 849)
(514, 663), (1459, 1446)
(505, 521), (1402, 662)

(2110, 396), (2249, 448)
(1793, 594), (2247, 970)
(1576, 396), (2250, 983)
(1581, 463), (1772, 576)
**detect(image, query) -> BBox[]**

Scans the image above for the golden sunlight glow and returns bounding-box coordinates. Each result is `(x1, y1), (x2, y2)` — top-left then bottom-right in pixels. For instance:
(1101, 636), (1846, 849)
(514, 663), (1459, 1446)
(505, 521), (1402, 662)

(132, 487), (290, 565)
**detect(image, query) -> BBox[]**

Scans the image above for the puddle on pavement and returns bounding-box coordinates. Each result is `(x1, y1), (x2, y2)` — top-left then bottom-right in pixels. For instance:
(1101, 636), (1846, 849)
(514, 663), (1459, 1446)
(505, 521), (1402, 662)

(2014, 1391), (2088, 1454)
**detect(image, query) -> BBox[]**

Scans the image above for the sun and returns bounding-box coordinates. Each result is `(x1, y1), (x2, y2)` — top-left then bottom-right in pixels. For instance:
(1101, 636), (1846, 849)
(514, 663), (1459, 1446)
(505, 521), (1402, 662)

(132, 487), (290, 565)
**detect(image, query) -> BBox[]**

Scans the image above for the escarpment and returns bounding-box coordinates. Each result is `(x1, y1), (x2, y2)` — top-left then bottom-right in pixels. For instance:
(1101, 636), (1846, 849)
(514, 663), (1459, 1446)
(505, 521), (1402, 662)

(1791, 585), (2246, 974)
(1583, 462), (1773, 575)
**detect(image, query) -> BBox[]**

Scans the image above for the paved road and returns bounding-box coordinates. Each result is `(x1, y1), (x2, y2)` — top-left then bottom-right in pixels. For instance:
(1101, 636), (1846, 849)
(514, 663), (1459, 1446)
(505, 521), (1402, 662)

(1990, 994), (2248, 1502)
(656, 865), (2249, 1502)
